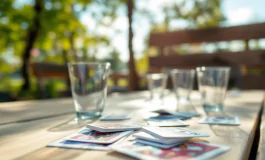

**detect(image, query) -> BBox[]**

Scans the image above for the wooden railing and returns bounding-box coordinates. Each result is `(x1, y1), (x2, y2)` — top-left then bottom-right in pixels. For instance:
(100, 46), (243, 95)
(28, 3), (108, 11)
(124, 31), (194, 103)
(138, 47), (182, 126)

(30, 62), (131, 97)
(148, 23), (265, 89)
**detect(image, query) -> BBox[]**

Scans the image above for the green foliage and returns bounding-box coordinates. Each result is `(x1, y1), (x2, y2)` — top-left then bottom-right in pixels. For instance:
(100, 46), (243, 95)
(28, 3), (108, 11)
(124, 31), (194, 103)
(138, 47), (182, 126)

(0, 0), (228, 100)
(149, 0), (225, 31)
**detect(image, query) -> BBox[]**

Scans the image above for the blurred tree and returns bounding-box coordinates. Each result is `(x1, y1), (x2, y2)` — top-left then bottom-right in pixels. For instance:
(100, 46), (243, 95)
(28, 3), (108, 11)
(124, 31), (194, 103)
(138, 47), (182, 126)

(150, 0), (225, 31)
(92, 0), (139, 90)
(21, 0), (44, 90)
(102, 49), (121, 71)
(127, 0), (139, 91)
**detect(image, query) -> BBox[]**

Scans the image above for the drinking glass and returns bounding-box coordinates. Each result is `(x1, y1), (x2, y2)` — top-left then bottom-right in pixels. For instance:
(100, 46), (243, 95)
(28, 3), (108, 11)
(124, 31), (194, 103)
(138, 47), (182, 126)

(68, 62), (111, 120)
(196, 67), (230, 112)
(171, 69), (195, 110)
(146, 73), (168, 101)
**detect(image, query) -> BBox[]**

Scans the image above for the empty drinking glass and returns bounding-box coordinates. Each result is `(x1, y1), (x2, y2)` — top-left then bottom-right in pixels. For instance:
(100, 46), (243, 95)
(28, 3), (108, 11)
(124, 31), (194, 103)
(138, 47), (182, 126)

(146, 73), (168, 101)
(171, 69), (195, 109)
(68, 62), (111, 120)
(196, 67), (230, 112)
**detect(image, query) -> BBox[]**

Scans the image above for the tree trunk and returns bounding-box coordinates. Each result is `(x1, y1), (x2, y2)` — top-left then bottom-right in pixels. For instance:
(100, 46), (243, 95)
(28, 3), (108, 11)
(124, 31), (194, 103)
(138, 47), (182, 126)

(21, 0), (43, 91)
(69, 32), (78, 61)
(127, 0), (139, 91)
(62, 49), (71, 91)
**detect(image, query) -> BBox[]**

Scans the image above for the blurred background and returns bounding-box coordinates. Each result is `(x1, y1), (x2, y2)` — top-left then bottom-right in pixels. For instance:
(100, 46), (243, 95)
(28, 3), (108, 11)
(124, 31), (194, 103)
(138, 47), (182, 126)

(0, 0), (265, 102)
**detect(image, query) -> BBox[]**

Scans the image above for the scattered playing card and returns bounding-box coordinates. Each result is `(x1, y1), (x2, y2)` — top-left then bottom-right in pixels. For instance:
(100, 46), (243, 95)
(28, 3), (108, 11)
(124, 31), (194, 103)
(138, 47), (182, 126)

(86, 123), (142, 132)
(145, 115), (189, 121)
(199, 116), (240, 125)
(147, 119), (189, 127)
(133, 132), (187, 145)
(47, 128), (130, 150)
(66, 128), (132, 144)
(135, 138), (184, 149)
(100, 113), (132, 121)
(142, 127), (209, 139)
(47, 139), (111, 150)
(111, 141), (230, 160)
(152, 109), (200, 118)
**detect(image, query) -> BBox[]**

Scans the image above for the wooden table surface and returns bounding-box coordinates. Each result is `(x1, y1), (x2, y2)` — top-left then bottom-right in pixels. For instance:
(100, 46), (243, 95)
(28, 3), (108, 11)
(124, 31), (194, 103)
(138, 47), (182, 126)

(0, 90), (264, 160)
(257, 93), (265, 160)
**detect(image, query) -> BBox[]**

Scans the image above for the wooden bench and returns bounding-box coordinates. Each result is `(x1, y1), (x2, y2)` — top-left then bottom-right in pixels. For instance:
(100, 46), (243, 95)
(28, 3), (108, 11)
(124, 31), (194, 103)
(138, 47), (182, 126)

(30, 62), (70, 98)
(30, 62), (131, 97)
(148, 23), (265, 89)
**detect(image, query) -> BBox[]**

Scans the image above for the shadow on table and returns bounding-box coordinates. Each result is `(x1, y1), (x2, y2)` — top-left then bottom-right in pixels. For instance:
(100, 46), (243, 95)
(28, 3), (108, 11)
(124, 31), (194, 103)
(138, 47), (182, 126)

(209, 125), (248, 138)
(48, 118), (97, 132)
(107, 151), (136, 160)
(15, 147), (85, 160)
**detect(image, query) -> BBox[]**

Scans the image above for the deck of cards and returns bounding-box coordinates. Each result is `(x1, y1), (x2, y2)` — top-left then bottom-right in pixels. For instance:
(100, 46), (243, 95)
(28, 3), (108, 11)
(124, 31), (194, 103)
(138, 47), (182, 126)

(111, 141), (230, 160)
(111, 127), (229, 159)
(132, 127), (209, 149)
(47, 123), (142, 150)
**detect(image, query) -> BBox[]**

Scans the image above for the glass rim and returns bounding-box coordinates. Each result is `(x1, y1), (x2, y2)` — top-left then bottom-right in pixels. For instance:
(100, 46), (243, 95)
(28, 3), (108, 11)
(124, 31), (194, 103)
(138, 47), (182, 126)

(68, 62), (111, 66)
(146, 73), (168, 78)
(171, 69), (195, 73)
(196, 66), (230, 71)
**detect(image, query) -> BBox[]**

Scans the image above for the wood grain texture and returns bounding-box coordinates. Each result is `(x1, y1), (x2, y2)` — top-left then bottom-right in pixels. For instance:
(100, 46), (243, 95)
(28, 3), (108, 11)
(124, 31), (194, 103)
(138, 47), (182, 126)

(257, 94), (265, 160)
(149, 23), (265, 47)
(149, 50), (265, 68)
(0, 91), (264, 160)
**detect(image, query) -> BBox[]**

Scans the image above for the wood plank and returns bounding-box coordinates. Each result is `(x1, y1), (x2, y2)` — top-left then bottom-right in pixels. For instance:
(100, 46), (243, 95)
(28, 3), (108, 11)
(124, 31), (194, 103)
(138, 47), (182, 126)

(149, 50), (265, 68)
(0, 92), (149, 125)
(149, 54), (222, 68)
(240, 75), (265, 89)
(149, 23), (265, 47)
(257, 94), (265, 160)
(216, 50), (265, 67)
(31, 62), (68, 78)
(0, 98), (75, 125)
(0, 91), (263, 160)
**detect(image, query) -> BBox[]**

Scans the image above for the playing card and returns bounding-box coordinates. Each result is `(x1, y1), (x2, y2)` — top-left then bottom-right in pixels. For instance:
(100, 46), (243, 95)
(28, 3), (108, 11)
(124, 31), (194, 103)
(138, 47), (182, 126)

(152, 109), (200, 118)
(142, 127), (209, 139)
(135, 138), (184, 149)
(100, 113), (132, 121)
(66, 128), (133, 144)
(147, 119), (189, 127)
(111, 141), (230, 160)
(145, 115), (189, 121)
(47, 139), (111, 150)
(133, 132), (188, 145)
(199, 116), (240, 125)
(86, 123), (142, 132)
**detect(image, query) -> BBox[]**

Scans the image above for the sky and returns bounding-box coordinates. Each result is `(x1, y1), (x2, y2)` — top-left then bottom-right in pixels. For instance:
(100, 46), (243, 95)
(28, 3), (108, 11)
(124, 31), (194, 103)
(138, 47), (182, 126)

(81, 0), (265, 62)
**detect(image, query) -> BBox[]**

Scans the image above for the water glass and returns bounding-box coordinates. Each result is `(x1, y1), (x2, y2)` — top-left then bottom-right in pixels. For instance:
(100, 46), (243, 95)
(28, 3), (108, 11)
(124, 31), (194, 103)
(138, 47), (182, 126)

(171, 69), (195, 102)
(146, 73), (168, 101)
(196, 67), (230, 112)
(68, 62), (111, 120)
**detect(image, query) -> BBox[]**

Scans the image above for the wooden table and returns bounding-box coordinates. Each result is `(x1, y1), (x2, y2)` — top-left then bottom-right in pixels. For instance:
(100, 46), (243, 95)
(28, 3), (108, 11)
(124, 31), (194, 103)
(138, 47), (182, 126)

(257, 94), (265, 160)
(0, 90), (264, 160)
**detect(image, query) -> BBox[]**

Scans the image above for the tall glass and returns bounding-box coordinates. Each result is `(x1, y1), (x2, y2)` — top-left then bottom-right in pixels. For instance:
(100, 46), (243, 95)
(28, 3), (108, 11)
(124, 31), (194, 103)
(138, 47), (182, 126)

(196, 67), (230, 112)
(146, 73), (168, 101)
(171, 69), (195, 110)
(68, 62), (111, 120)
